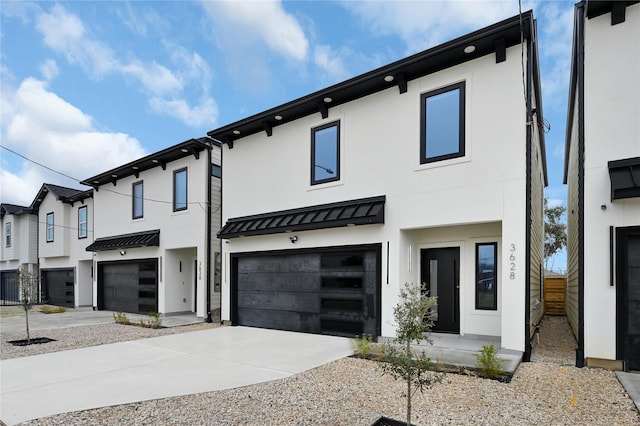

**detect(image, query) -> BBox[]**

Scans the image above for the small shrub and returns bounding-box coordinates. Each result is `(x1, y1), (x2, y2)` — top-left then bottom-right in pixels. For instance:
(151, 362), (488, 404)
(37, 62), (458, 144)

(475, 344), (505, 378)
(147, 311), (162, 329)
(351, 333), (374, 358)
(40, 306), (67, 314)
(113, 312), (130, 325)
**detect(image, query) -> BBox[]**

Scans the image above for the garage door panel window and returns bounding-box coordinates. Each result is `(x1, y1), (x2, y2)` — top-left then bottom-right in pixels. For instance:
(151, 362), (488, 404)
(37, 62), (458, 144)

(321, 276), (363, 289)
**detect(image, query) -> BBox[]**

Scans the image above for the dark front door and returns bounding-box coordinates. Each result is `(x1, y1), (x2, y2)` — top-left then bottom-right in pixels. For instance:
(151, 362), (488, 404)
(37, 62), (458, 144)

(617, 227), (640, 371)
(421, 247), (460, 333)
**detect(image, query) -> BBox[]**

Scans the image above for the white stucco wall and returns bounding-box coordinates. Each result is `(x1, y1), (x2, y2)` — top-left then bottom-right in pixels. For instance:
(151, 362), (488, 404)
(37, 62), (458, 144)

(92, 154), (209, 316)
(582, 4), (640, 362)
(220, 44), (535, 351)
(0, 212), (38, 270)
(37, 192), (94, 307)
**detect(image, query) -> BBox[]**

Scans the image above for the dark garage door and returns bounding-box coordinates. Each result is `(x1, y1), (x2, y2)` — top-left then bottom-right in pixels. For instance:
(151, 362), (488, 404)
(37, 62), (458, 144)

(234, 246), (380, 338)
(42, 269), (75, 308)
(99, 259), (158, 314)
(1, 271), (19, 304)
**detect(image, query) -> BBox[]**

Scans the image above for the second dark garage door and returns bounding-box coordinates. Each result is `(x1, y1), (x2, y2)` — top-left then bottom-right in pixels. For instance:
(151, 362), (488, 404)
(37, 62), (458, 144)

(233, 245), (380, 338)
(42, 269), (75, 308)
(98, 259), (158, 314)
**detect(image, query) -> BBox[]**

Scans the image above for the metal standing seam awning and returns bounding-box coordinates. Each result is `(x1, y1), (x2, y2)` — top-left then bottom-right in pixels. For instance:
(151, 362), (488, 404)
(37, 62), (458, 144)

(608, 157), (640, 201)
(86, 230), (160, 252)
(218, 195), (385, 239)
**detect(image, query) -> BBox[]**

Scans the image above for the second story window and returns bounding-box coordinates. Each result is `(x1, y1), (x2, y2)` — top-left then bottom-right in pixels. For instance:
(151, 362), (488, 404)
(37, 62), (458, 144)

(78, 206), (88, 239)
(420, 82), (465, 164)
(5, 222), (11, 247)
(46, 212), (54, 242)
(132, 181), (144, 219)
(211, 164), (222, 179)
(174, 168), (188, 211)
(311, 121), (340, 185)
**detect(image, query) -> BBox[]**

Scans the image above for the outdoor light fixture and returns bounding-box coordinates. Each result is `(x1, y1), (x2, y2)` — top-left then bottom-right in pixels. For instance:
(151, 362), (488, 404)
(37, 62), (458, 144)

(289, 236), (298, 244)
(119, 250), (126, 256)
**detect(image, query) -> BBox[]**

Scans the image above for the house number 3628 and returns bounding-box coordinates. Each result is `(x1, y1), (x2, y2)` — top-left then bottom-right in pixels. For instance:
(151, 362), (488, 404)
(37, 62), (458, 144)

(509, 244), (516, 280)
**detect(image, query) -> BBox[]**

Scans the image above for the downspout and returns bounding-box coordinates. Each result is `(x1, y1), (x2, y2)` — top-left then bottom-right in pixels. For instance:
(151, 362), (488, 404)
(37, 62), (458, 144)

(523, 29), (533, 363)
(206, 143), (213, 323)
(576, 2), (586, 368)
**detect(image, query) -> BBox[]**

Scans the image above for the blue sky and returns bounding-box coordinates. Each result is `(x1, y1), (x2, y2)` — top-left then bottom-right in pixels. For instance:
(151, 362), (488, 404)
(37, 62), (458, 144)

(0, 0), (572, 270)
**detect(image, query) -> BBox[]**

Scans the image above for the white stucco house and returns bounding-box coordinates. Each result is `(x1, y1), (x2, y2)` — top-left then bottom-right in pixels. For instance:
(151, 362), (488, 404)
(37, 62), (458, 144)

(208, 11), (547, 360)
(564, 0), (640, 370)
(80, 138), (222, 321)
(0, 203), (38, 303)
(31, 183), (94, 308)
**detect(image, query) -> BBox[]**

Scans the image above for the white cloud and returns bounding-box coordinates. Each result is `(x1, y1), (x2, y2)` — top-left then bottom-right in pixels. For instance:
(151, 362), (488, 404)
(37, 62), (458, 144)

(0, 77), (147, 205)
(33, 4), (215, 127)
(314, 45), (350, 82)
(149, 97), (218, 128)
(201, 0), (308, 61)
(39, 59), (59, 81)
(341, 1), (518, 54)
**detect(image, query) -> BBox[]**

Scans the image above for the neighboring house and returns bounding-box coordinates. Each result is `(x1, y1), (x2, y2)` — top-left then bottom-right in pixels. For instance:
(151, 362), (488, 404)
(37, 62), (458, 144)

(0, 203), (38, 303)
(30, 183), (94, 308)
(208, 12), (547, 359)
(80, 138), (222, 320)
(564, 0), (639, 370)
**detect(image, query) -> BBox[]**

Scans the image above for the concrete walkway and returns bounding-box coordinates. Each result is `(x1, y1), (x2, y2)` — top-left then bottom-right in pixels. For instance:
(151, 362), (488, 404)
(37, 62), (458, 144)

(617, 371), (640, 412)
(0, 326), (353, 425)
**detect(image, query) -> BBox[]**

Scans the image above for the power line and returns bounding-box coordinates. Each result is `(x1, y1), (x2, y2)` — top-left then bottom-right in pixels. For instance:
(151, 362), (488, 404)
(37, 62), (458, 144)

(1, 144), (215, 207)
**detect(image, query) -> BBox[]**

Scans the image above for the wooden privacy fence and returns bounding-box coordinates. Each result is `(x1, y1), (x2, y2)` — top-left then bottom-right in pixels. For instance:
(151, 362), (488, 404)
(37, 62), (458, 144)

(544, 276), (567, 315)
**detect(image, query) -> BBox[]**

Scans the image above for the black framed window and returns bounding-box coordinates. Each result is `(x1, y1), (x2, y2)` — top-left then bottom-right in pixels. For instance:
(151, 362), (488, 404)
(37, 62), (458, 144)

(476, 242), (497, 310)
(132, 181), (143, 219)
(173, 168), (188, 211)
(420, 82), (465, 164)
(311, 121), (340, 185)
(46, 212), (54, 242)
(78, 206), (88, 239)
(211, 164), (221, 179)
(5, 222), (11, 247)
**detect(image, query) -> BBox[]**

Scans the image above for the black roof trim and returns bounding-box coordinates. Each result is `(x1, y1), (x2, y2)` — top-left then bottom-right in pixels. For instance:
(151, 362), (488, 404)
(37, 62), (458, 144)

(80, 138), (218, 188)
(218, 195), (385, 239)
(30, 183), (93, 211)
(208, 11), (534, 145)
(86, 229), (160, 252)
(0, 203), (35, 218)
(586, 1), (639, 20)
(608, 156), (640, 201)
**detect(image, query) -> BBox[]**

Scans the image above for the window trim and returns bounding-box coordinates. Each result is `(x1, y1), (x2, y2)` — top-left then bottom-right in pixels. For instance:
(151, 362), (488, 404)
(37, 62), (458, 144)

(420, 81), (466, 164)
(5, 222), (11, 248)
(475, 242), (498, 311)
(311, 120), (340, 186)
(173, 168), (188, 212)
(78, 206), (88, 239)
(132, 181), (144, 219)
(46, 212), (54, 243)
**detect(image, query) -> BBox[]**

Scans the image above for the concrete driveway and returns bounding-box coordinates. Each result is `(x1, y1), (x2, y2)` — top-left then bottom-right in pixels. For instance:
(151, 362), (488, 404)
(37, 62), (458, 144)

(0, 326), (353, 425)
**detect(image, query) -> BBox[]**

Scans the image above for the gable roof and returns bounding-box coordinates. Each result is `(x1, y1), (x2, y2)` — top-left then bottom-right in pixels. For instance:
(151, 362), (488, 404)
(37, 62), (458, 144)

(30, 183), (93, 211)
(80, 137), (219, 188)
(0, 203), (35, 219)
(208, 11), (536, 147)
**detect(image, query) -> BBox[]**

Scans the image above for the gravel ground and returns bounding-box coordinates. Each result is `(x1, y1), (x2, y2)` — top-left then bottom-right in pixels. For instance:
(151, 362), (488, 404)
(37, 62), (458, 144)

(3, 314), (639, 425)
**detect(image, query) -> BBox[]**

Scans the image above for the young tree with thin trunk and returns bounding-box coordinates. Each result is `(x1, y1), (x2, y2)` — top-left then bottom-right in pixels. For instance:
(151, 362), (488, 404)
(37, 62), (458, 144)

(18, 266), (38, 344)
(380, 282), (442, 425)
